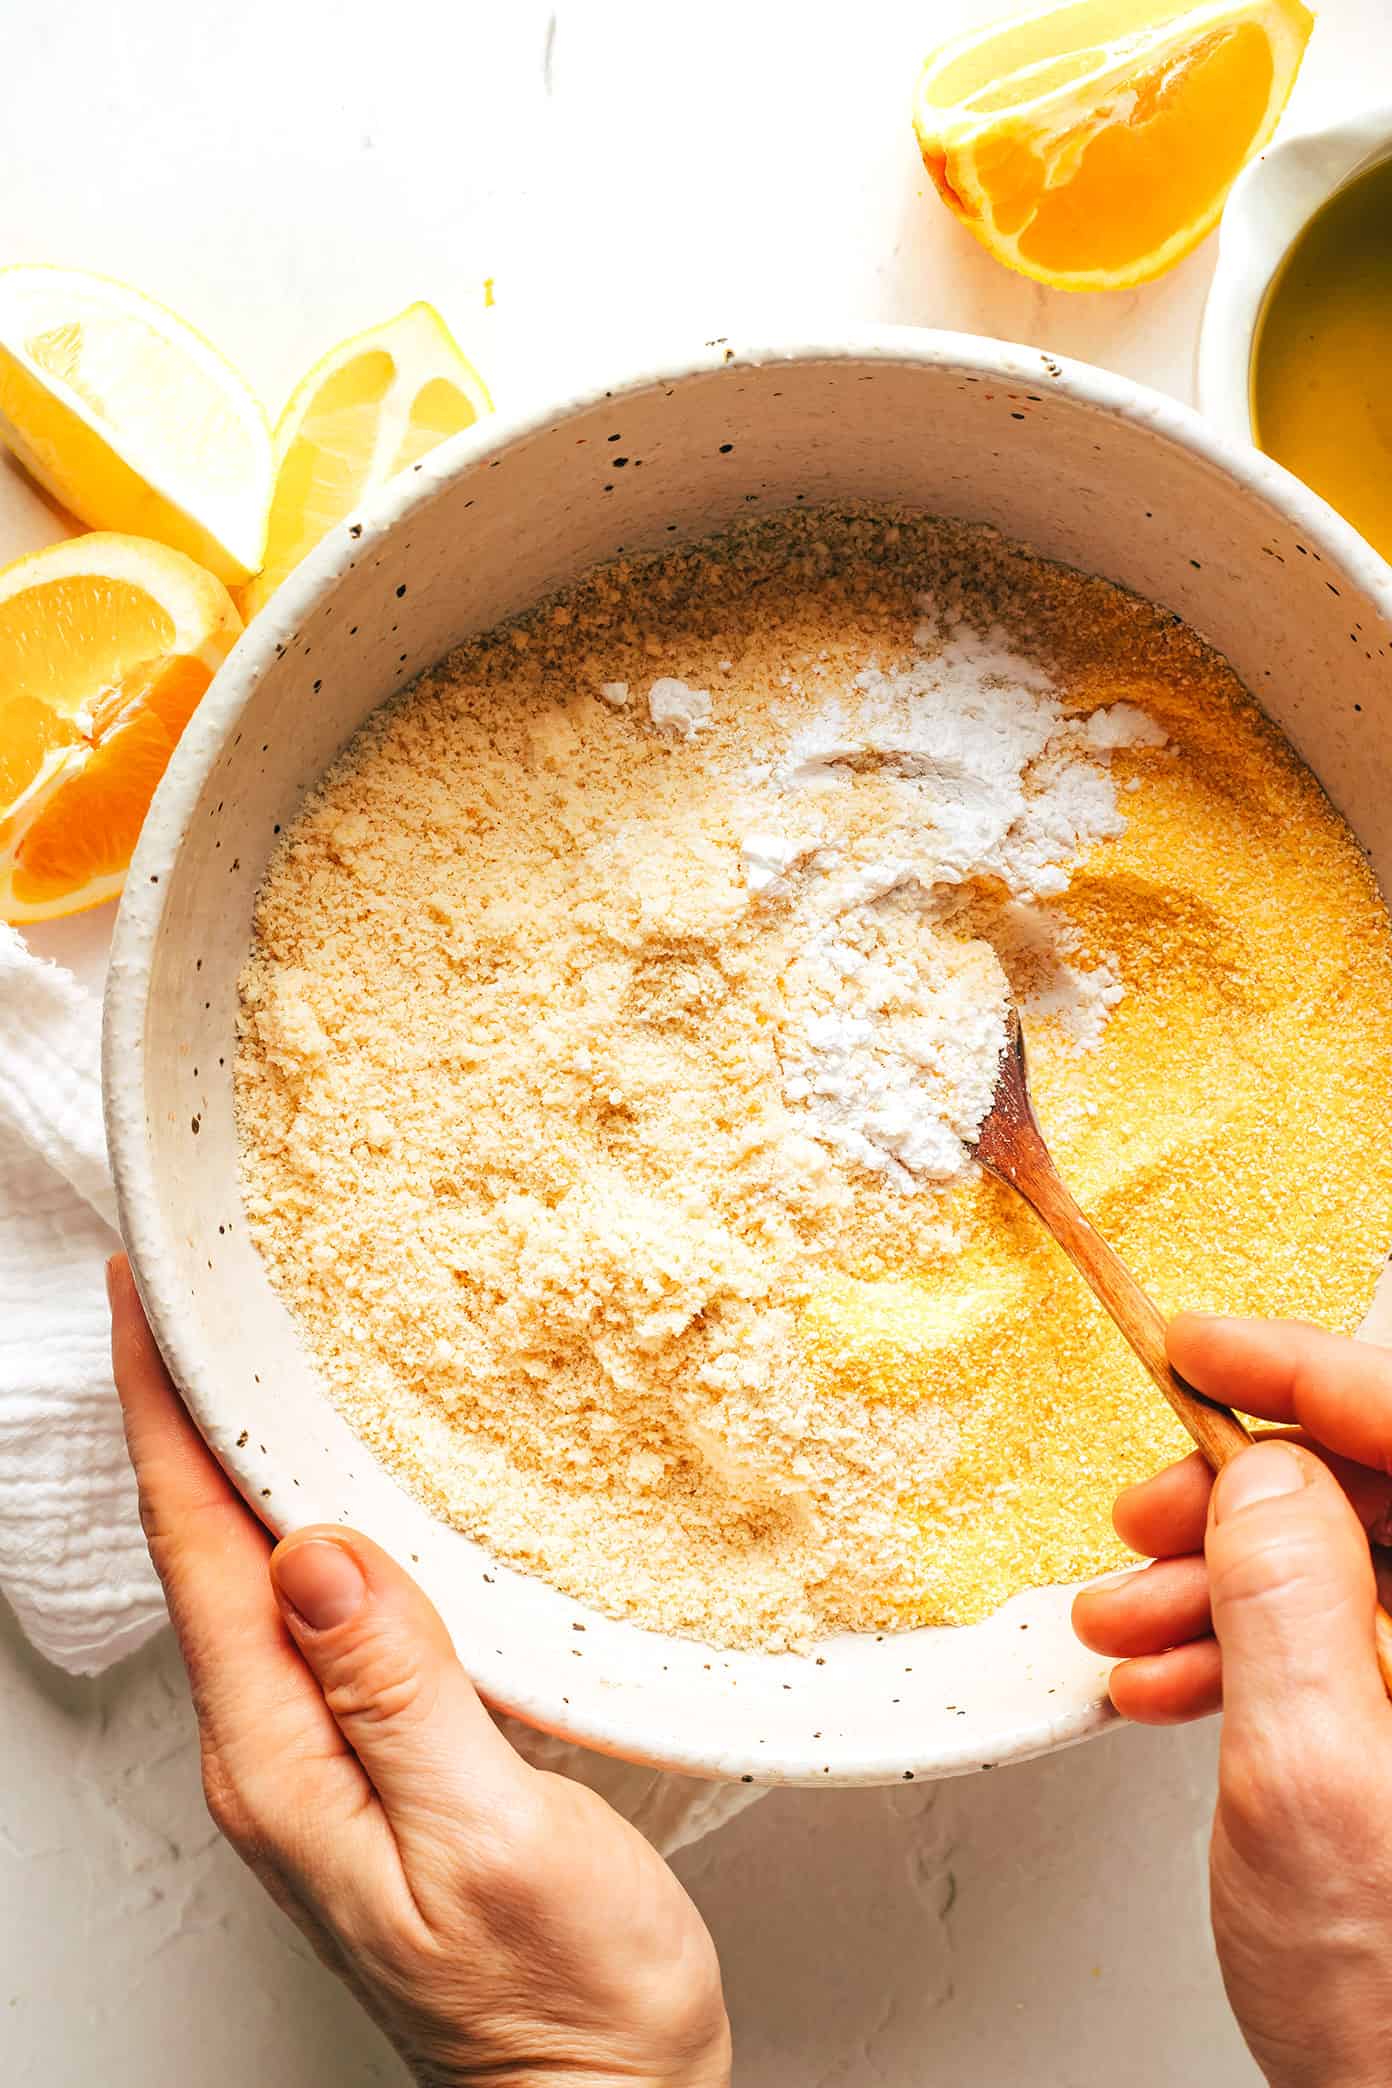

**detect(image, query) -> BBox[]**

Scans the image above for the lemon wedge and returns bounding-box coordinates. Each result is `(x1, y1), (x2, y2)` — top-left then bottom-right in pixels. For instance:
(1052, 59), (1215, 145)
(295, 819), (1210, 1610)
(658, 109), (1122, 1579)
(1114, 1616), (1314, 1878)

(0, 266), (272, 583)
(0, 532), (241, 923)
(913, 0), (1314, 291)
(239, 302), (491, 620)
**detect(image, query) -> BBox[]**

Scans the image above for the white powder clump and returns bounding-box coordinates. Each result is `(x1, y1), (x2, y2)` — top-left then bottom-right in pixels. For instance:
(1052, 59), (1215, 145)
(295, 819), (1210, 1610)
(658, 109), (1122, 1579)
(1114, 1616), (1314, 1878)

(597, 680), (630, 708)
(648, 677), (713, 739)
(740, 831), (810, 895)
(765, 627), (1147, 896)
(730, 618), (1169, 1187)
(1025, 949), (1124, 1052)
(988, 900), (1125, 1053)
(780, 894), (1011, 1189)
(1084, 701), (1169, 751)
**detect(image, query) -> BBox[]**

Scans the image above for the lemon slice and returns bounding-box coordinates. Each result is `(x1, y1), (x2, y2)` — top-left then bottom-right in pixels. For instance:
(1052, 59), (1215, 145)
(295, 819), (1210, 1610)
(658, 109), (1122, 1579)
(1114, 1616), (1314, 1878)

(913, 0), (1313, 291)
(0, 532), (241, 923)
(0, 266), (272, 584)
(239, 302), (492, 620)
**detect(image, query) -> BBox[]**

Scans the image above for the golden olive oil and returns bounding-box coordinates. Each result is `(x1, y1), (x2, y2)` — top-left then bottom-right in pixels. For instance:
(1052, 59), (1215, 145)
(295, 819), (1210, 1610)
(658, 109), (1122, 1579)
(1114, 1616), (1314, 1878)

(1251, 154), (1392, 560)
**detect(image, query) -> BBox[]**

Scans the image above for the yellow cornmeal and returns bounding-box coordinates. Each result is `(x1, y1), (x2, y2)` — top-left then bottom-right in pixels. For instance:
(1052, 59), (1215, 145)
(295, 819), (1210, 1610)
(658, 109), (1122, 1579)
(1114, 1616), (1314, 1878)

(236, 509), (1392, 1650)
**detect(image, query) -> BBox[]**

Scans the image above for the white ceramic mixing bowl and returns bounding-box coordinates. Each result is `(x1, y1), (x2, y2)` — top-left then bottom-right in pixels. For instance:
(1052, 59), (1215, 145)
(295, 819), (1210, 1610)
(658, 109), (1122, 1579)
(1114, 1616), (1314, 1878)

(104, 331), (1392, 1787)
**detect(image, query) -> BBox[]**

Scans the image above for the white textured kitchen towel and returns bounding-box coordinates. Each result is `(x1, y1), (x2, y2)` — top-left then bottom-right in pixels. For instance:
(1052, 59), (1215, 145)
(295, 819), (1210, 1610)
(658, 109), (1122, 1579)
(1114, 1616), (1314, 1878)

(0, 927), (153, 1673)
(0, 923), (757, 1854)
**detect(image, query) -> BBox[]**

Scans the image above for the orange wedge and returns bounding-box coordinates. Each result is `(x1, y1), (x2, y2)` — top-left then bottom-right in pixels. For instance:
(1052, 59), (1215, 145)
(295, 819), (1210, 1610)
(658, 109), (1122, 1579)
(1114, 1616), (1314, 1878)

(0, 267), (272, 584)
(239, 302), (491, 620)
(913, 0), (1314, 291)
(0, 533), (241, 922)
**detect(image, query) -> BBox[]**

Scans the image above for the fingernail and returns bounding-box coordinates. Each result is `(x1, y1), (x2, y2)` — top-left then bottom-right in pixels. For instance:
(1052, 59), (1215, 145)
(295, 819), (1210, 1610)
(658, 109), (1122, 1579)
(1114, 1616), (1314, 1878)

(1213, 1441), (1307, 1523)
(273, 1539), (367, 1630)
(104, 1255), (119, 1307)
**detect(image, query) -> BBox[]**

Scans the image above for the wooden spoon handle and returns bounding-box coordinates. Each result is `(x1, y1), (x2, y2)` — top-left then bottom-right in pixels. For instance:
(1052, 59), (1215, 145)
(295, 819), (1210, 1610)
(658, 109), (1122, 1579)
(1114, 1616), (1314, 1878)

(1019, 1158), (1252, 1467)
(1012, 1150), (1392, 1701)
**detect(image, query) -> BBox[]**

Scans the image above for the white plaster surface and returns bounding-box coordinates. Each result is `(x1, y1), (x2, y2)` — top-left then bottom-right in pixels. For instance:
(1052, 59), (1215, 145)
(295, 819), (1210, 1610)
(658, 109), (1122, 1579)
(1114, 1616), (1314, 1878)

(2, 0), (1383, 2078)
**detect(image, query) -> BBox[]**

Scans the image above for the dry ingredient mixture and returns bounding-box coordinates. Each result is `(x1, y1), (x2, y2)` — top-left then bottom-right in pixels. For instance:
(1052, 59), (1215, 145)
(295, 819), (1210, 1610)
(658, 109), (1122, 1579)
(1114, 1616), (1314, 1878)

(236, 509), (1392, 1651)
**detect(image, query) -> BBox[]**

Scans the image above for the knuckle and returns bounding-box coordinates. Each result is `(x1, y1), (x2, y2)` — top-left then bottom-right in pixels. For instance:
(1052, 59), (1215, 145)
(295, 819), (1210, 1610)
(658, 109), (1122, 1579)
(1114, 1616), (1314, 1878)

(135, 1487), (178, 1580)
(1211, 1521), (1328, 1615)
(200, 1750), (281, 1869)
(1220, 1734), (1282, 1823)
(458, 1789), (552, 1913)
(321, 1630), (440, 1733)
(1286, 1345), (1325, 1421)
(135, 1485), (241, 1596)
(1221, 1731), (1371, 1852)
(135, 1486), (160, 1547)
(1219, 1742), (1307, 1855)
(200, 1752), (259, 1852)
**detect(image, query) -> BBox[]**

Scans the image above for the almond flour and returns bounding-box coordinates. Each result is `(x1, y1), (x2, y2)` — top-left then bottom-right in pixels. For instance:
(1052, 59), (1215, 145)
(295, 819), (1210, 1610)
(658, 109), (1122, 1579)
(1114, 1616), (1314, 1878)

(236, 509), (1392, 1650)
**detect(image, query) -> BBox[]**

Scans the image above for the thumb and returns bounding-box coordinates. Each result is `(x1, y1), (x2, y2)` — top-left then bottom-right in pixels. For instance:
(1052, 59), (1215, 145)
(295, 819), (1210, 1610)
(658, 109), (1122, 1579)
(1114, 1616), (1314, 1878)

(270, 1526), (529, 1862)
(1206, 1440), (1388, 1747)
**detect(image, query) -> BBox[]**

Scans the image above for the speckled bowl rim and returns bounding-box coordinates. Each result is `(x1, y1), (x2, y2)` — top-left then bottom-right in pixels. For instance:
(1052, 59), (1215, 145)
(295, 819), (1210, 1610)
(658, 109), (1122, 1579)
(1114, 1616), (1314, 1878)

(104, 328), (1392, 1784)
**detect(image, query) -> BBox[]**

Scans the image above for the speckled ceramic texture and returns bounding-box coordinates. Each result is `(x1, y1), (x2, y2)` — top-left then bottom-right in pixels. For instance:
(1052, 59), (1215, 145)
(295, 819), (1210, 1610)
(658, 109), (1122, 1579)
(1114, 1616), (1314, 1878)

(1199, 102), (1392, 445)
(104, 332), (1392, 1787)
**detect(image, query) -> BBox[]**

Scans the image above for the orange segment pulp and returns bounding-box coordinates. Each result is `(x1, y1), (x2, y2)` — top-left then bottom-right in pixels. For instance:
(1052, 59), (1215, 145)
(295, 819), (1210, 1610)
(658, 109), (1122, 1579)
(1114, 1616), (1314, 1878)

(0, 534), (241, 921)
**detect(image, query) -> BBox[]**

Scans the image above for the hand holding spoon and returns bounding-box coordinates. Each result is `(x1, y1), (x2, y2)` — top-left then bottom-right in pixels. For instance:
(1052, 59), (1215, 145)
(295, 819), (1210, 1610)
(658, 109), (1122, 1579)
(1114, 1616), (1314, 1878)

(970, 1006), (1392, 1699)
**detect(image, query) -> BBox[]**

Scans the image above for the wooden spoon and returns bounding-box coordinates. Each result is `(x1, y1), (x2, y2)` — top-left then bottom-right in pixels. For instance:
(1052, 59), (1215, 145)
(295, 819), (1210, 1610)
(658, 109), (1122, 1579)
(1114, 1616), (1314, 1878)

(969, 1005), (1392, 1699)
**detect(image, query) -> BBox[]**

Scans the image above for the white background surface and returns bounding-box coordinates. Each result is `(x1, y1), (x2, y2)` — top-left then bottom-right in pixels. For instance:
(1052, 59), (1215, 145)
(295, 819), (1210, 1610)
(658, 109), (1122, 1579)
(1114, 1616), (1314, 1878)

(1, 0), (1383, 2080)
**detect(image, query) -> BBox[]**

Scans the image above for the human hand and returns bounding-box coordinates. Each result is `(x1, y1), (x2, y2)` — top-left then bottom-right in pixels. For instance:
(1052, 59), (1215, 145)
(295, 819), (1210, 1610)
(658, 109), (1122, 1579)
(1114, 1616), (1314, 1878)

(1073, 1313), (1392, 2088)
(107, 1255), (730, 2088)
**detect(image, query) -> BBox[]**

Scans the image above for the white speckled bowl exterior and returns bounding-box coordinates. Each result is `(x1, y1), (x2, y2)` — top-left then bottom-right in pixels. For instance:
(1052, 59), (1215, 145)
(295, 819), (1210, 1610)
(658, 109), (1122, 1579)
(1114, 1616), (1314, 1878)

(1199, 103), (1392, 445)
(104, 332), (1392, 1787)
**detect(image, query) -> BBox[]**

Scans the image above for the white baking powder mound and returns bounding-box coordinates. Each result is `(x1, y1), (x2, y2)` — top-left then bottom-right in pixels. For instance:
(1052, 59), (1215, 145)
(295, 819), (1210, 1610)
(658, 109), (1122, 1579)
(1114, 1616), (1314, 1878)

(735, 619), (1167, 1188)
